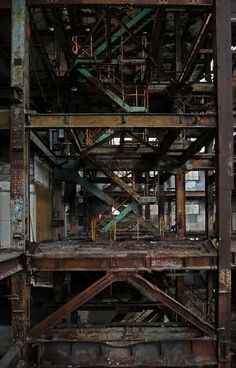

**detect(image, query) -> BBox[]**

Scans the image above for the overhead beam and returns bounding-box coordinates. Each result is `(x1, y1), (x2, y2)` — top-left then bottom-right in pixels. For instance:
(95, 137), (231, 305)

(0, 0), (214, 6)
(24, 113), (216, 129)
(29, 326), (204, 343)
(56, 157), (214, 171)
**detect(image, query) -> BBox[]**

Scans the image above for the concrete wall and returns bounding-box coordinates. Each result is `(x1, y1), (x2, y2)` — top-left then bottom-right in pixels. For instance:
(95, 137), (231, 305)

(0, 152), (53, 246)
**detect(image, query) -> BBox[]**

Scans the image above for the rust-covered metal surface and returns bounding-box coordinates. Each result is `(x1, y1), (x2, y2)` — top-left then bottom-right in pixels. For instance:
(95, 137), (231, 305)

(36, 340), (217, 367)
(0, 251), (23, 280)
(0, 0), (234, 366)
(26, 113), (217, 129)
(0, 0), (214, 8)
(215, 0), (233, 366)
(29, 326), (209, 343)
(27, 239), (218, 271)
(10, 0), (29, 351)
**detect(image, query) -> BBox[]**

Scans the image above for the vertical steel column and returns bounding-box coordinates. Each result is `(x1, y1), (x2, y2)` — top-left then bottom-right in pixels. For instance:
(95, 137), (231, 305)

(205, 171), (215, 237)
(145, 172), (151, 221)
(205, 142), (215, 237)
(175, 13), (181, 76)
(175, 170), (186, 239)
(215, 0), (233, 367)
(10, 0), (28, 250)
(53, 272), (64, 302)
(176, 274), (185, 322)
(207, 271), (215, 323)
(10, 0), (29, 348)
(158, 184), (164, 239)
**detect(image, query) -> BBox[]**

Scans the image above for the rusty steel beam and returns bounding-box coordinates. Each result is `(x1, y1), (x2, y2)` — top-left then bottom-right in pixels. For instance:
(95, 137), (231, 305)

(2, 111), (233, 129)
(127, 273), (215, 336)
(5, 111), (236, 129)
(148, 82), (214, 94)
(179, 13), (212, 83)
(28, 273), (117, 338)
(88, 156), (142, 203)
(178, 130), (215, 165)
(57, 157), (214, 172)
(151, 9), (166, 67)
(0, 253), (23, 281)
(155, 130), (179, 158)
(0, 0), (214, 7)
(175, 170), (186, 239)
(28, 246), (218, 272)
(30, 18), (57, 86)
(205, 171), (215, 237)
(116, 15), (171, 83)
(25, 113), (216, 129)
(28, 256), (218, 271)
(11, 272), (29, 342)
(30, 131), (57, 165)
(10, 0), (30, 347)
(29, 0), (214, 4)
(11, 0), (28, 251)
(160, 130), (215, 183)
(215, 0), (233, 366)
(126, 130), (179, 166)
(29, 326), (206, 343)
(35, 340), (217, 367)
(0, 109), (10, 129)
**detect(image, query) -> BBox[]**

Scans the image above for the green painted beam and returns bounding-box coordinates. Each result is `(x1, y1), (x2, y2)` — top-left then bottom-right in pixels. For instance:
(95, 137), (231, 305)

(101, 201), (137, 232)
(88, 157), (143, 203)
(66, 175), (114, 208)
(95, 130), (111, 143)
(54, 171), (158, 237)
(78, 9), (153, 113)
(78, 68), (146, 112)
(94, 8), (152, 56)
(112, 14), (154, 55)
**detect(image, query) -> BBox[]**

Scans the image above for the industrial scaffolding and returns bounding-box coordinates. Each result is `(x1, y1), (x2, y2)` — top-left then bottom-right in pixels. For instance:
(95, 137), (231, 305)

(0, 0), (234, 367)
